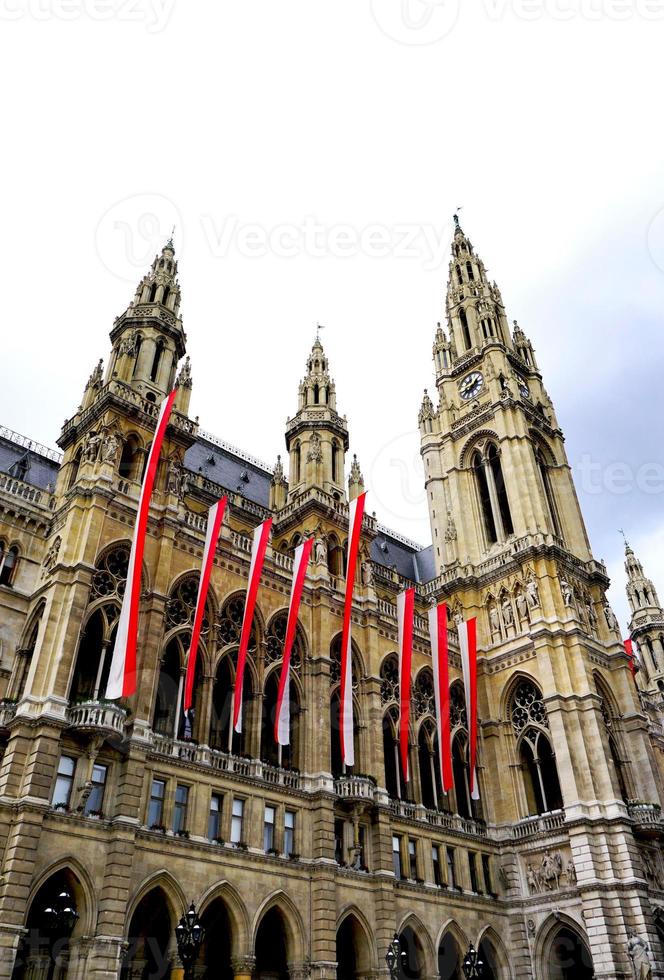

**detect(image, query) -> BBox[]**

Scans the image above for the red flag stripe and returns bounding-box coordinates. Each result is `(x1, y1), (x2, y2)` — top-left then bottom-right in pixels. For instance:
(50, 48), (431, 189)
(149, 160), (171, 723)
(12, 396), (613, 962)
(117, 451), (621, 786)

(429, 603), (453, 792)
(624, 637), (636, 677)
(340, 491), (366, 767)
(275, 537), (313, 745)
(183, 497), (227, 712)
(397, 588), (415, 783)
(233, 518), (272, 732)
(106, 390), (177, 699)
(458, 617), (479, 800)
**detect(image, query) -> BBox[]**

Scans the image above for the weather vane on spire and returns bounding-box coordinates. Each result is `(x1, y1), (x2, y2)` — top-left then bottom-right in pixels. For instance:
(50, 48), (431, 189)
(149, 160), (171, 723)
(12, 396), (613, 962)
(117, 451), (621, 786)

(167, 225), (175, 247)
(453, 206), (463, 229)
(316, 322), (325, 339)
(618, 528), (630, 549)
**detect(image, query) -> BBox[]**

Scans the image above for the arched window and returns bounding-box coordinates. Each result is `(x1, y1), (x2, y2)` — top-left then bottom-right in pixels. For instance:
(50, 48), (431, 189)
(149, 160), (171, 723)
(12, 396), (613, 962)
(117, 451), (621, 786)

(10, 610), (42, 702)
(150, 339), (164, 383)
(161, 285), (170, 308)
(293, 442), (301, 483)
(466, 260), (474, 281)
(596, 682), (630, 803)
(118, 435), (141, 480)
(456, 264), (463, 285)
(261, 612), (303, 769)
(148, 282), (158, 303)
(459, 308), (472, 350)
(132, 334), (143, 378)
(210, 655), (234, 752)
(418, 721), (444, 811)
(153, 640), (181, 736)
(332, 441), (339, 483)
(382, 707), (406, 799)
(327, 535), (344, 577)
(510, 679), (563, 815)
(313, 382), (320, 404)
(330, 635), (360, 774)
(69, 607), (118, 703)
(535, 445), (561, 537)
(452, 732), (473, 819)
(470, 441), (513, 546)
(0, 544), (18, 587)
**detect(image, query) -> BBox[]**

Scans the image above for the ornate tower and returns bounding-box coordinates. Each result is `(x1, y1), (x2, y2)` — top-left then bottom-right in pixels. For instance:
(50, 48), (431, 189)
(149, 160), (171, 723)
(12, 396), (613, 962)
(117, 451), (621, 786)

(624, 540), (664, 691)
(284, 336), (349, 502)
(420, 214), (590, 573)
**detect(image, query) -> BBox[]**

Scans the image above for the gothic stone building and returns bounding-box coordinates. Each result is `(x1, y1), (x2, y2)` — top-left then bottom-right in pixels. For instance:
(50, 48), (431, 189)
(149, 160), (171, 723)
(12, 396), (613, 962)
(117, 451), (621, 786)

(1, 222), (664, 980)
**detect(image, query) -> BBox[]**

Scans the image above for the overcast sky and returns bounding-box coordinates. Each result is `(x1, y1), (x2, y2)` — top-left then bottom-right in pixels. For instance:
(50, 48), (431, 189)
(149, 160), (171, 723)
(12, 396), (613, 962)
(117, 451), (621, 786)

(1, 1), (663, 633)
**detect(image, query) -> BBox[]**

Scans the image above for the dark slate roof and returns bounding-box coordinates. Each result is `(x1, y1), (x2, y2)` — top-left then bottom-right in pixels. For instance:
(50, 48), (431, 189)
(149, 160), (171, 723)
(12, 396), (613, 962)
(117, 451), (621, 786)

(371, 531), (434, 584)
(184, 434), (272, 508)
(0, 432), (60, 490)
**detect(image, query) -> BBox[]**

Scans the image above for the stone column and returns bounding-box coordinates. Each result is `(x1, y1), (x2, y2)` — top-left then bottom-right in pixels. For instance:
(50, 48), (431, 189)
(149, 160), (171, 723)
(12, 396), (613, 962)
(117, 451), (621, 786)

(232, 953), (256, 979)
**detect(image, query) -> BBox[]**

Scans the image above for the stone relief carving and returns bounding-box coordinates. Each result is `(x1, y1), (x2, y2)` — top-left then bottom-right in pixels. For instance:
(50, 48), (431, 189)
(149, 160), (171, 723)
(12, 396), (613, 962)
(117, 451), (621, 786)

(42, 536), (61, 578)
(525, 851), (577, 893)
(307, 431), (322, 463)
(628, 933), (653, 979)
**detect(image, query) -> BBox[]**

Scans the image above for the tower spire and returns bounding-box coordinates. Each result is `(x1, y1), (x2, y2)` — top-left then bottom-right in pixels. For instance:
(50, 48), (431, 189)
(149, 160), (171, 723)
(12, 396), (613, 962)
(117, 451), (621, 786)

(623, 538), (664, 691)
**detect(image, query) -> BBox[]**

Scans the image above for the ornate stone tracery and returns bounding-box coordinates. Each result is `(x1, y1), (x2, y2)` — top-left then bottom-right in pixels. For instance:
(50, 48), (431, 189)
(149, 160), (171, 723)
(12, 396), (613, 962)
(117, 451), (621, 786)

(380, 654), (398, 705)
(91, 546), (129, 601)
(510, 679), (548, 735)
(413, 668), (434, 719)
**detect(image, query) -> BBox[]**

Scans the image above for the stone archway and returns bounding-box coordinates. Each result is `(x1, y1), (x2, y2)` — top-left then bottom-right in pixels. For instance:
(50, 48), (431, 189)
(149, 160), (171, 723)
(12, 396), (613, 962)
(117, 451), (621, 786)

(538, 918), (594, 980)
(255, 907), (289, 980)
(335, 911), (374, 979)
(12, 867), (89, 980)
(122, 886), (176, 979)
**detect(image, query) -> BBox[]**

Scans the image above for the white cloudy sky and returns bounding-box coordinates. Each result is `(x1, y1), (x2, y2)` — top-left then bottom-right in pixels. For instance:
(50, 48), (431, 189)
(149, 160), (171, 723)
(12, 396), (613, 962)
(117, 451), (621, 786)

(1, 0), (664, 632)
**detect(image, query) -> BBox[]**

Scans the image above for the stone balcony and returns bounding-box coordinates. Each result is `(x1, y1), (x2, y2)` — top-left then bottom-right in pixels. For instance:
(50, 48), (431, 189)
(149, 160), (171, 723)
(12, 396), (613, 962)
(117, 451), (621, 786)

(390, 799), (488, 839)
(627, 801), (664, 840)
(334, 775), (377, 802)
(149, 734), (303, 790)
(66, 700), (127, 738)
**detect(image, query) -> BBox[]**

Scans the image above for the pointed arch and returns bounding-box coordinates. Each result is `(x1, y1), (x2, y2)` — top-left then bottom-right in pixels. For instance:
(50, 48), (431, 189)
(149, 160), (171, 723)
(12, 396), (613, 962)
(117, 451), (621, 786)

(437, 918), (469, 980)
(197, 880), (250, 957)
(336, 905), (378, 976)
(125, 869), (186, 932)
(252, 889), (305, 963)
(397, 912), (436, 980)
(25, 856), (96, 936)
(535, 912), (593, 980)
(476, 925), (514, 979)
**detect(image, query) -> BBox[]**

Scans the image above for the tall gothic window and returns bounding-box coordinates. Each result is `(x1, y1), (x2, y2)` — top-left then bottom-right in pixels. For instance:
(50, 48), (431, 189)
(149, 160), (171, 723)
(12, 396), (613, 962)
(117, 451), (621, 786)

(466, 261), (474, 281)
(459, 308), (472, 350)
(293, 442), (301, 483)
(132, 335), (143, 378)
(150, 339), (164, 383)
(10, 609), (43, 702)
(510, 679), (563, 815)
(596, 680), (630, 803)
(0, 543), (18, 587)
(67, 448), (82, 490)
(471, 441), (513, 547)
(330, 635), (361, 775)
(535, 445), (562, 538)
(260, 613), (302, 768)
(331, 441), (339, 483)
(118, 434), (141, 480)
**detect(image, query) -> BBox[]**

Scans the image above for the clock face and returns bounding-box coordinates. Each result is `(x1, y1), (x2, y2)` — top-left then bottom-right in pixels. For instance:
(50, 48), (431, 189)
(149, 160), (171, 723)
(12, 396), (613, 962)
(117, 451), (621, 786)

(516, 374), (530, 399)
(459, 371), (484, 401)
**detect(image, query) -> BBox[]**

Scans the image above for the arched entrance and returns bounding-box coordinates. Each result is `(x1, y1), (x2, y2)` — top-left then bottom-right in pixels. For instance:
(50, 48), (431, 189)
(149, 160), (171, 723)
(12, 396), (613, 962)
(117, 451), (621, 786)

(199, 898), (233, 979)
(478, 938), (500, 979)
(12, 869), (86, 980)
(399, 926), (425, 980)
(336, 914), (373, 979)
(122, 887), (174, 979)
(438, 931), (463, 980)
(255, 907), (289, 980)
(548, 926), (593, 980)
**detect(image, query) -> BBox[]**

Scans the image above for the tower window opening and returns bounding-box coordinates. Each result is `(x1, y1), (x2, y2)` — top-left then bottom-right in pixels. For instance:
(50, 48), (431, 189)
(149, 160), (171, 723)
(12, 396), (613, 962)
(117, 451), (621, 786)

(332, 441), (339, 483)
(293, 442), (301, 483)
(150, 340), (164, 383)
(466, 261), (474, 281)
(536, 447), (561, 538)
(459, 308), (472, 350)
(162, 286), (170, 308)
(313, 383), (320, 404)
(456, 265), (463, 285)
(148, 283), (158, 303)
(131, 335), (143, 378)
(472, 450), (497, 545)
(488, 443), (514, 537)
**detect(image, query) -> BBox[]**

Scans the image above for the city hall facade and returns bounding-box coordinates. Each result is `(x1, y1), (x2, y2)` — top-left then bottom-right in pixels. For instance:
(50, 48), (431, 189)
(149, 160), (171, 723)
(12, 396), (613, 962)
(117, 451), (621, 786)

(1, 220), (664, 978)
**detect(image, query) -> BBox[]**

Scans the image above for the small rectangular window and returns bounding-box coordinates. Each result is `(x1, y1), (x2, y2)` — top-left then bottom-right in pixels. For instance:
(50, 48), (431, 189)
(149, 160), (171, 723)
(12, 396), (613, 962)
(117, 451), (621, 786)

(52, 755), (76, 808)
(208, 794), (223, 840)
(468, 852), (480, 893)
(432, 845), (443, 887)
(264, 805), (276, 851)
(284, 810), (296, 855)
(482, 854), (493, 895)
(84, 763), (107, 815)
(230, 798), (244, 845)
(392, 835), (403, 879)
(446, 847), (457, 889)
(408, 839), (418, 880)
(173, 784), (189, 834)
(147, 778), (166, 828)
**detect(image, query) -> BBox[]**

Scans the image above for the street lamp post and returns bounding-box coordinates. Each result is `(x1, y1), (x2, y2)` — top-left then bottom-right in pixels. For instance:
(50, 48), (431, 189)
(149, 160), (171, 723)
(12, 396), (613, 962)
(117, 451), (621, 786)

(42, 889), (79, 980)
(386, 933), (406, 979)
(462, 943), (484, 979)
(175, 902), (205, 980)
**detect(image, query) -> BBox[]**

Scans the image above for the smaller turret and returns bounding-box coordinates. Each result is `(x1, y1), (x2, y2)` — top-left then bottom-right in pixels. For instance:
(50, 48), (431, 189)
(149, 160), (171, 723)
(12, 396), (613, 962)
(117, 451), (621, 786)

(624, 539), (664, 691)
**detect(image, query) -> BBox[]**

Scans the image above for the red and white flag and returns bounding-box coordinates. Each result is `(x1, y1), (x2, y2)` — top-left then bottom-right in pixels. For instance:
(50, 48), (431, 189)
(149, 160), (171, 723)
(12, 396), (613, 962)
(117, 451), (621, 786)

(429, 602), (453, 793)
(106, 390), (177, 699)
(233, 518), (272, 732)
(624, 637), (637, 677)
(275, 537), (313, 746)
(458, 616), (480, 800)
(397, 588), (415, 783)
(339, 491), (366, 768)
(183, 497), (227, 714)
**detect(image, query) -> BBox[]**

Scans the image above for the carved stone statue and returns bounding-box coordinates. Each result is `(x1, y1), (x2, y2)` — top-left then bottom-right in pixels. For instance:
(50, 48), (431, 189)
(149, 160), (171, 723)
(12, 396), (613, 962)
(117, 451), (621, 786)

(489, 605), (501, 640)
(102, 432), (120, 464)
(361, 561), (374, 587)
(540, 851), (562, 890)
(628, 932), (653, 979)
(314, 537), (327, 566)
(445, 510), (457, 542)
(502, 598), (514, 629)
(41, 536), (61, 578)
(82, 431), (102, 463)
(177, 355), (193, 389)
(516, 591), (529, 624)
(526, 576), (540, 608)
(560, 579), (574, 607)
(526, 863), (541, 894)
(307, 431), (323, 463)
(167, 459), (182, 495)
(119, 330), (138, 357)
(604, 602), (620, 633)
(565, 860), (577, 885)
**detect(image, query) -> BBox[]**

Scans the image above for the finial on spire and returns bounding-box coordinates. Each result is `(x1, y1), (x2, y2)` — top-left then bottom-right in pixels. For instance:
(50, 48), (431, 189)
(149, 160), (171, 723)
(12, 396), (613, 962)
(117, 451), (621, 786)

(167, 225), (175, 248)
(619, 528), (633, 554)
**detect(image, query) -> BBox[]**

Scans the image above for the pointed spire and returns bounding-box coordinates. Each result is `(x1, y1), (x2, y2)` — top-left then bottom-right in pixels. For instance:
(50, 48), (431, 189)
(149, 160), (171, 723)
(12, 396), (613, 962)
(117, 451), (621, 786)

(418, 389), (436, 427)
(176, 355), (192, 389)
(348, 454), (364, 501)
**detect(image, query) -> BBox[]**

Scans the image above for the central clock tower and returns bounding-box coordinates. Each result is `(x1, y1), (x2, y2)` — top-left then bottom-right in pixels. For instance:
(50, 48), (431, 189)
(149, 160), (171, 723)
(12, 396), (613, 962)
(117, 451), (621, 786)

(420, 215), (592, 573)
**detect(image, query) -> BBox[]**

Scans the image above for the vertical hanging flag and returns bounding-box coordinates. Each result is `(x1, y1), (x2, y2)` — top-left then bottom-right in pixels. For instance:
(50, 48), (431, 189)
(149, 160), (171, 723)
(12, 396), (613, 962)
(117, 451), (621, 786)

(458, 616), (480, 800)
(233, 518), (272, 732)
(106, 390), (177, 699)
(429, 602), (453, 793)
(275, 537), (313, 746)
(183, 497), (227, 714)
(339, 491), (367, 768)
(624, 638), (637, 677)
(397, 588), (415, 783)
